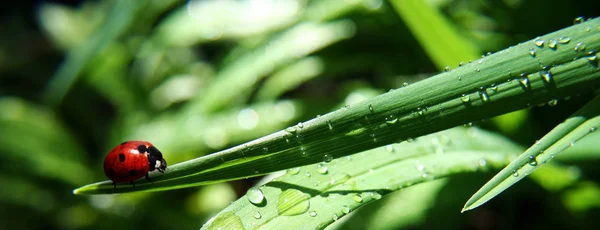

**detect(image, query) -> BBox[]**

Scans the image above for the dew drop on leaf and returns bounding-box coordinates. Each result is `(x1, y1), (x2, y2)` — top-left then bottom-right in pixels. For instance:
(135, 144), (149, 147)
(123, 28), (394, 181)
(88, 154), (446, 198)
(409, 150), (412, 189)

(246, 187), (265, 205)
(574, 16), (585, 24)
(277, 189), (310, 216)
(529, 48), (536, 57)
(332, 214), (339, 221)
(323, 154), (333, 163)
(548, 39), (558, 49)
(385, 145), (395, 153)
(461, 94), (470, 103)
(352, 194), (363, 203)
(512, 170), (519, 177)
(558, 36), (571, 44)
(254, 212), (262, 219)
(309, 210), (317, 217)
(342, 205), (351, 214)
(287, 167), (300, 175)
(371, 192), (382, 200)
(317, 164), (328, 174)
(534, 37), (544, 47)
(528, 155), (538, 166)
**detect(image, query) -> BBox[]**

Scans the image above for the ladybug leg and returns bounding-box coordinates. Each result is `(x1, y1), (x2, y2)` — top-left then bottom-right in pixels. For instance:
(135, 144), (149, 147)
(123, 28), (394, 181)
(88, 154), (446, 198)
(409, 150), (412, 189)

(130, 180), (136, 188)
(145, 174), (153, 183)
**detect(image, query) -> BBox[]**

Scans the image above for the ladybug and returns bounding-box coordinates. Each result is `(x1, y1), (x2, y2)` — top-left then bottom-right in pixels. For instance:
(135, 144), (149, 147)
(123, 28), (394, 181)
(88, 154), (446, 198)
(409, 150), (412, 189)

(103, 141), (167, 190)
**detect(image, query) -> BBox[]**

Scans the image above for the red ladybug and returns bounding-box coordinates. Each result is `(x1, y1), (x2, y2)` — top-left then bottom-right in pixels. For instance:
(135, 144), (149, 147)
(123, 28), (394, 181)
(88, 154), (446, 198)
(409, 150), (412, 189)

(103, 141), (167, 190)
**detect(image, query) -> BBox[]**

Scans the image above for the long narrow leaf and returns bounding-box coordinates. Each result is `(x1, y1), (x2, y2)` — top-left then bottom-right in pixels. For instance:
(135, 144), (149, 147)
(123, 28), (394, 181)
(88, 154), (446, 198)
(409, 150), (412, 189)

(74, 18), (600, 195)
(201, 127), (520, 230)
(463, 95), (600, 212)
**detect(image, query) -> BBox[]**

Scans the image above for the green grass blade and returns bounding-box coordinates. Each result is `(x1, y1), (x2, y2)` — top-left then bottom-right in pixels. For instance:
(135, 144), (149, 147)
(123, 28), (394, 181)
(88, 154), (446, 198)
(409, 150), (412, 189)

(43, 0), (144, 105)
(200, 127), (520, 230)
(73, 18), (600, 195)
(389, 0), (481, 70)
(463, 95), (600, 212)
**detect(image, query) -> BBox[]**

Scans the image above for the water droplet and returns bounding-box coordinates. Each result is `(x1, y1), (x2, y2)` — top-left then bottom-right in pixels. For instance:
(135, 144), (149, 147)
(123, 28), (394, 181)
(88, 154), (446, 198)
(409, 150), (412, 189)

(277, 189), (310, 216)
(512, 170), (519, 177)
(341, 205), (351, 214)
(369, 168), (374, 173)
(246, 187), (265, 205)
(287, 167), (300, 175)
(490, 84), (498, 92)
(588, 54), (598, 65)
(548, 39), (558, 49)
(479, 158), (487, 167)
(458, 76), (462, 81)
(368, 104), (374, 112)
(574, 16), (585, 24)
(327, 120), (333, 130)
(286, 126), (297, 134)
(385, 114), (398, 124)
(444, 66), (451, 72)
(254, 212), (262, 219)
(574, 42), (585, 52)
(407, 137), (414, 142)
(305, 172), (311, 177)
(541, 71), (553, 83)
(371, 192), (382, 200)
(316, 164), (328, 174)
(352, 194), (363, 203)
(590, 126), (597, 132)
(548, 99), (558, 106)
(570, 140), (576, 146)
(528, 155), (538, 166)
(417, 164), (426, 172)
(534, 37), (544, 47)
(558, 36), (571, 44)
(519, 76), (530, 90)
(461, 94), (471, 103)
(297, 122), (304, 128)
(262, 147), (269, 153)
(385, 145), (395, 153)
(332, 214), (339, 221)
(309, 210), (317, 217)
(422, 173), (429, 178)
(324, 154), (333, 163)
(529, 48), (536, 57)
(479, 90), (489, 102)
(458, 62), (465, 67)
(475, 68), (481, 72)
(402, 82), (409, 87)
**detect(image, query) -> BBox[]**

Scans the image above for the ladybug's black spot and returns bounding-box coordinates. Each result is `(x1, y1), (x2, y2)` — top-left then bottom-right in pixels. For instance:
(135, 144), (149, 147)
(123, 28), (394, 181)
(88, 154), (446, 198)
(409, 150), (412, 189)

(129, 170), (137, 176)
(137, 145), (147, 153)
(108, 168), (116, 177)
(119, 153), (126, 162)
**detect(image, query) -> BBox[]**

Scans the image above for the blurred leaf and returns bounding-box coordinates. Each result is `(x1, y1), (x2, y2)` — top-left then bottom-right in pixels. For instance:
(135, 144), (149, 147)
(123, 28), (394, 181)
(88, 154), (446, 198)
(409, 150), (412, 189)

(256, 56), (325, 101)
(200, 127), (519, 229)
(186, 20), (356, 113)
(74, 18), (600, 195)
(43, 0), (145, 105)
(0, 98), (91, 185)
(562, 181), (600, 214)
(463, 95), (600, 212)
(389, 0), (481, 70)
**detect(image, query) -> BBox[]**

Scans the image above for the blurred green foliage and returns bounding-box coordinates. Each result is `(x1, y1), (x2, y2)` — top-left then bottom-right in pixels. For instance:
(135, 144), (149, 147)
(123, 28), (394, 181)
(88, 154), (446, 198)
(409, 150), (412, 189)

(0, 0), (599, 229)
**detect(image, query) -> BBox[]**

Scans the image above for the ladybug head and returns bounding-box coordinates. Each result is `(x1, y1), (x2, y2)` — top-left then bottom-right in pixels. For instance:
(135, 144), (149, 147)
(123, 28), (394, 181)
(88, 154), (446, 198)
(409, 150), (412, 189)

(146, 145), (167, 173)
